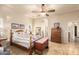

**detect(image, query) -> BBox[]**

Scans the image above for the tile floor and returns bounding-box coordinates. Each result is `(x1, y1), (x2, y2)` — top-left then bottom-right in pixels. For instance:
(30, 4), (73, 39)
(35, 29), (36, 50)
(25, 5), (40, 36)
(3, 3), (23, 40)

(10, 41), (79, 55)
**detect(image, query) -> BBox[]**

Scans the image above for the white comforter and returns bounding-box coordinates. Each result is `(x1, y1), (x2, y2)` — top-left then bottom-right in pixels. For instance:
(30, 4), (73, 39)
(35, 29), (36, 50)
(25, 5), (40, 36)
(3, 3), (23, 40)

(12, 32), (43, 49)
(12, 32), (31, 48)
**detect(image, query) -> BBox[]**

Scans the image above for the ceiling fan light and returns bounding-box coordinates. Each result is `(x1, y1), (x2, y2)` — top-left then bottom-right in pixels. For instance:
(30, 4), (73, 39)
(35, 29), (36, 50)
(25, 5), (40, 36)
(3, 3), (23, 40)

(41, 13), (46, 16)
(48, 9), (55, 12)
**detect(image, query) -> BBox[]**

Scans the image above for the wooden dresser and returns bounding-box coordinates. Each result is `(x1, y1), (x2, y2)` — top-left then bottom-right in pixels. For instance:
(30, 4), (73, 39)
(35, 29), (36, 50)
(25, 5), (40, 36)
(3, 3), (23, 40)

(51, 28), (61, 43)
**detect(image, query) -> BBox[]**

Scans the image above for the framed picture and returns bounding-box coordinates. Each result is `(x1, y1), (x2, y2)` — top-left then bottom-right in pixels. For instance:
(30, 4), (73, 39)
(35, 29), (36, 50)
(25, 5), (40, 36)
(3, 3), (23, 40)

(11, 23), (25, 29)
(54, 22), (60, 28)
(36, 27), (41, 35)
(11, 23), (19, 29)
(20, 24), (25, 29)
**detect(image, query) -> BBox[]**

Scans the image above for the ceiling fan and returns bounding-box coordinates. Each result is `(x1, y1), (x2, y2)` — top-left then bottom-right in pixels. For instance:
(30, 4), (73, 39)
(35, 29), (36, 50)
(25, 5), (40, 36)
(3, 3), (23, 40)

(32, 4), (55, 16)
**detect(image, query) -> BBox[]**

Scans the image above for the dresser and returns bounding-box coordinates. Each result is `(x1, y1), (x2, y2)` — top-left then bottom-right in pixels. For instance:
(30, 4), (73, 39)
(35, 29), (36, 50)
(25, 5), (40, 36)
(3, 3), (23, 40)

(51, 28), (61, 43)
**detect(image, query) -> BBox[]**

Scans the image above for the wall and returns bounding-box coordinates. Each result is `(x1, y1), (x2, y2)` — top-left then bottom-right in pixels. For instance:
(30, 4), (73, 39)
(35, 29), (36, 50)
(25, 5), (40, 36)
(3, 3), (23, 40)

(2, 16), (33, 41)
(1, 11), (79, 43)
(48, 11), (79, 43)
(33, 18), (48, 37)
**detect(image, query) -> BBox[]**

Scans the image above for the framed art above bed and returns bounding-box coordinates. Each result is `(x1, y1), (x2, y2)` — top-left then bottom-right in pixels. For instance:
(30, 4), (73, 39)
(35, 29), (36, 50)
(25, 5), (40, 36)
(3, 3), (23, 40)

(11, 23), (25, 29)
(20, 24), (25, 29)
(11, 23), (19, 29)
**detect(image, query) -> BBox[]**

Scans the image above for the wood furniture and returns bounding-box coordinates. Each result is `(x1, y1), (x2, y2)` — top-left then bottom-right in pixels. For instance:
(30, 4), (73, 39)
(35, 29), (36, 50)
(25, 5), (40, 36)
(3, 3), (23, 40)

(0, 38), (7, 46)
(51, 28), (61, 43)
(10, 29), (34, 55)
(34, 37), (49, 54)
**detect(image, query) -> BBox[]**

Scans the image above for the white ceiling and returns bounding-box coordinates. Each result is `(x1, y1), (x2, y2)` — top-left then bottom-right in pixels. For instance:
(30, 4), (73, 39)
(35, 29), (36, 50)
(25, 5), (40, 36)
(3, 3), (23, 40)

(0, 4), (79, 18)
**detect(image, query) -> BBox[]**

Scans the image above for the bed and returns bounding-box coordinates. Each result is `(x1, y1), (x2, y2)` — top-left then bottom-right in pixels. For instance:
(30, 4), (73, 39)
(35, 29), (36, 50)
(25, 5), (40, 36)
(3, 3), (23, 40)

(10, 23), (44, 54)
(10, 29), (43, 54)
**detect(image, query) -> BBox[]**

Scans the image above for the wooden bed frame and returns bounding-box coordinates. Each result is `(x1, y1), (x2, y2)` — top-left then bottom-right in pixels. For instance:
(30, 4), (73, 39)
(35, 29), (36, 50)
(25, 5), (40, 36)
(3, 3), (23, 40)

(10, 29), (49, 55)
(10, 29), (34, 55)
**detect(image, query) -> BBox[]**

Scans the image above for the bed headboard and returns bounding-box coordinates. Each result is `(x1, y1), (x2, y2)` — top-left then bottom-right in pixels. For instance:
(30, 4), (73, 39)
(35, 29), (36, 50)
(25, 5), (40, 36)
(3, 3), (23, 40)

(15, 30), (24, 32)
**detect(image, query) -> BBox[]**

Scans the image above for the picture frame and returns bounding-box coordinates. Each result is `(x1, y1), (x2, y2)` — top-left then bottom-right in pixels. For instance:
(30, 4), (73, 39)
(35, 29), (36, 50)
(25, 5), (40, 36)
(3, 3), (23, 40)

(11, 23), (25, 29)
(35, 27), (41, 35)
(54, 22), (60, 28)
(20, 24), (25, 29)
(11, 23), (19, 29)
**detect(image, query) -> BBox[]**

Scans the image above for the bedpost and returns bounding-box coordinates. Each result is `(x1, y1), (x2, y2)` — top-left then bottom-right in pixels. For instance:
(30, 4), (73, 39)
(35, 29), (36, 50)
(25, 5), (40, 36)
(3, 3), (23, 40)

(29, 32), (33, 55)
(10, 29), (12, 45)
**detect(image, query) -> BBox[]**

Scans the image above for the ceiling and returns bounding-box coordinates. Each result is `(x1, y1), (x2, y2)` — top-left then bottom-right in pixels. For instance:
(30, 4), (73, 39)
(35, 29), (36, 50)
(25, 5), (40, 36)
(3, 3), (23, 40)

(0, 4), (79, 18)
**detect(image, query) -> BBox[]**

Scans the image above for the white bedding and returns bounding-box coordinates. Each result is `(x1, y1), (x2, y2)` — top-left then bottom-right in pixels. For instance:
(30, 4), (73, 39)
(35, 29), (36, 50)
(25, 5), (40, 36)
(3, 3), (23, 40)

(13, 39), (30, 48)
(12, 32), (43, 49)
(12, 32), (31, 48)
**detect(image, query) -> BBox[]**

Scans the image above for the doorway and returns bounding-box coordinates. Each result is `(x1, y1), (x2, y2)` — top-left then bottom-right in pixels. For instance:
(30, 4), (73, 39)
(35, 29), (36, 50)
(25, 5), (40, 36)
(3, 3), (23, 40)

(74, 25), (77, 42)
(74, 26), (77, 37)
(68, 22), (75, 43)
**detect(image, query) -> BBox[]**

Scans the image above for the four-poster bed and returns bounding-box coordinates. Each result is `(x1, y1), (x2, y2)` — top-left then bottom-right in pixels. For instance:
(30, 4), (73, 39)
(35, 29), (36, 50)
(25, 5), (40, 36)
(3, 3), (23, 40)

(10, 23), (49, 54)
(10, 23), (35, 54)
(10, 29), (34, 54)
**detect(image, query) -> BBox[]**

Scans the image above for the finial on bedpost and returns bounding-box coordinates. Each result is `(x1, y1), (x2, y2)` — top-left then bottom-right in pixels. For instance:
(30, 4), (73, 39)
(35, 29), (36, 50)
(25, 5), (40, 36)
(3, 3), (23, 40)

(10, 29), (12, 45)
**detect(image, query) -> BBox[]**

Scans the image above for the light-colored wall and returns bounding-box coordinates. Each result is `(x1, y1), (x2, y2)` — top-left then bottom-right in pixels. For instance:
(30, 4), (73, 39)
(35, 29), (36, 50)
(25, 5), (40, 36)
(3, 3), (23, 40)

(33, 18), (48, 36)
(1, 11), (79, 43)
(48, 11), (79, 43)
(2, 16), (33, 41)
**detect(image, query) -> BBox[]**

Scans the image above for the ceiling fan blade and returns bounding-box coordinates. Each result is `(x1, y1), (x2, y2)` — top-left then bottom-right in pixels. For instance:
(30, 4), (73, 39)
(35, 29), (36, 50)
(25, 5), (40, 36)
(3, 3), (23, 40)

(47, 9), (55, 12)
(32, 11), (46, 13)
(32, 11), (40, 13)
